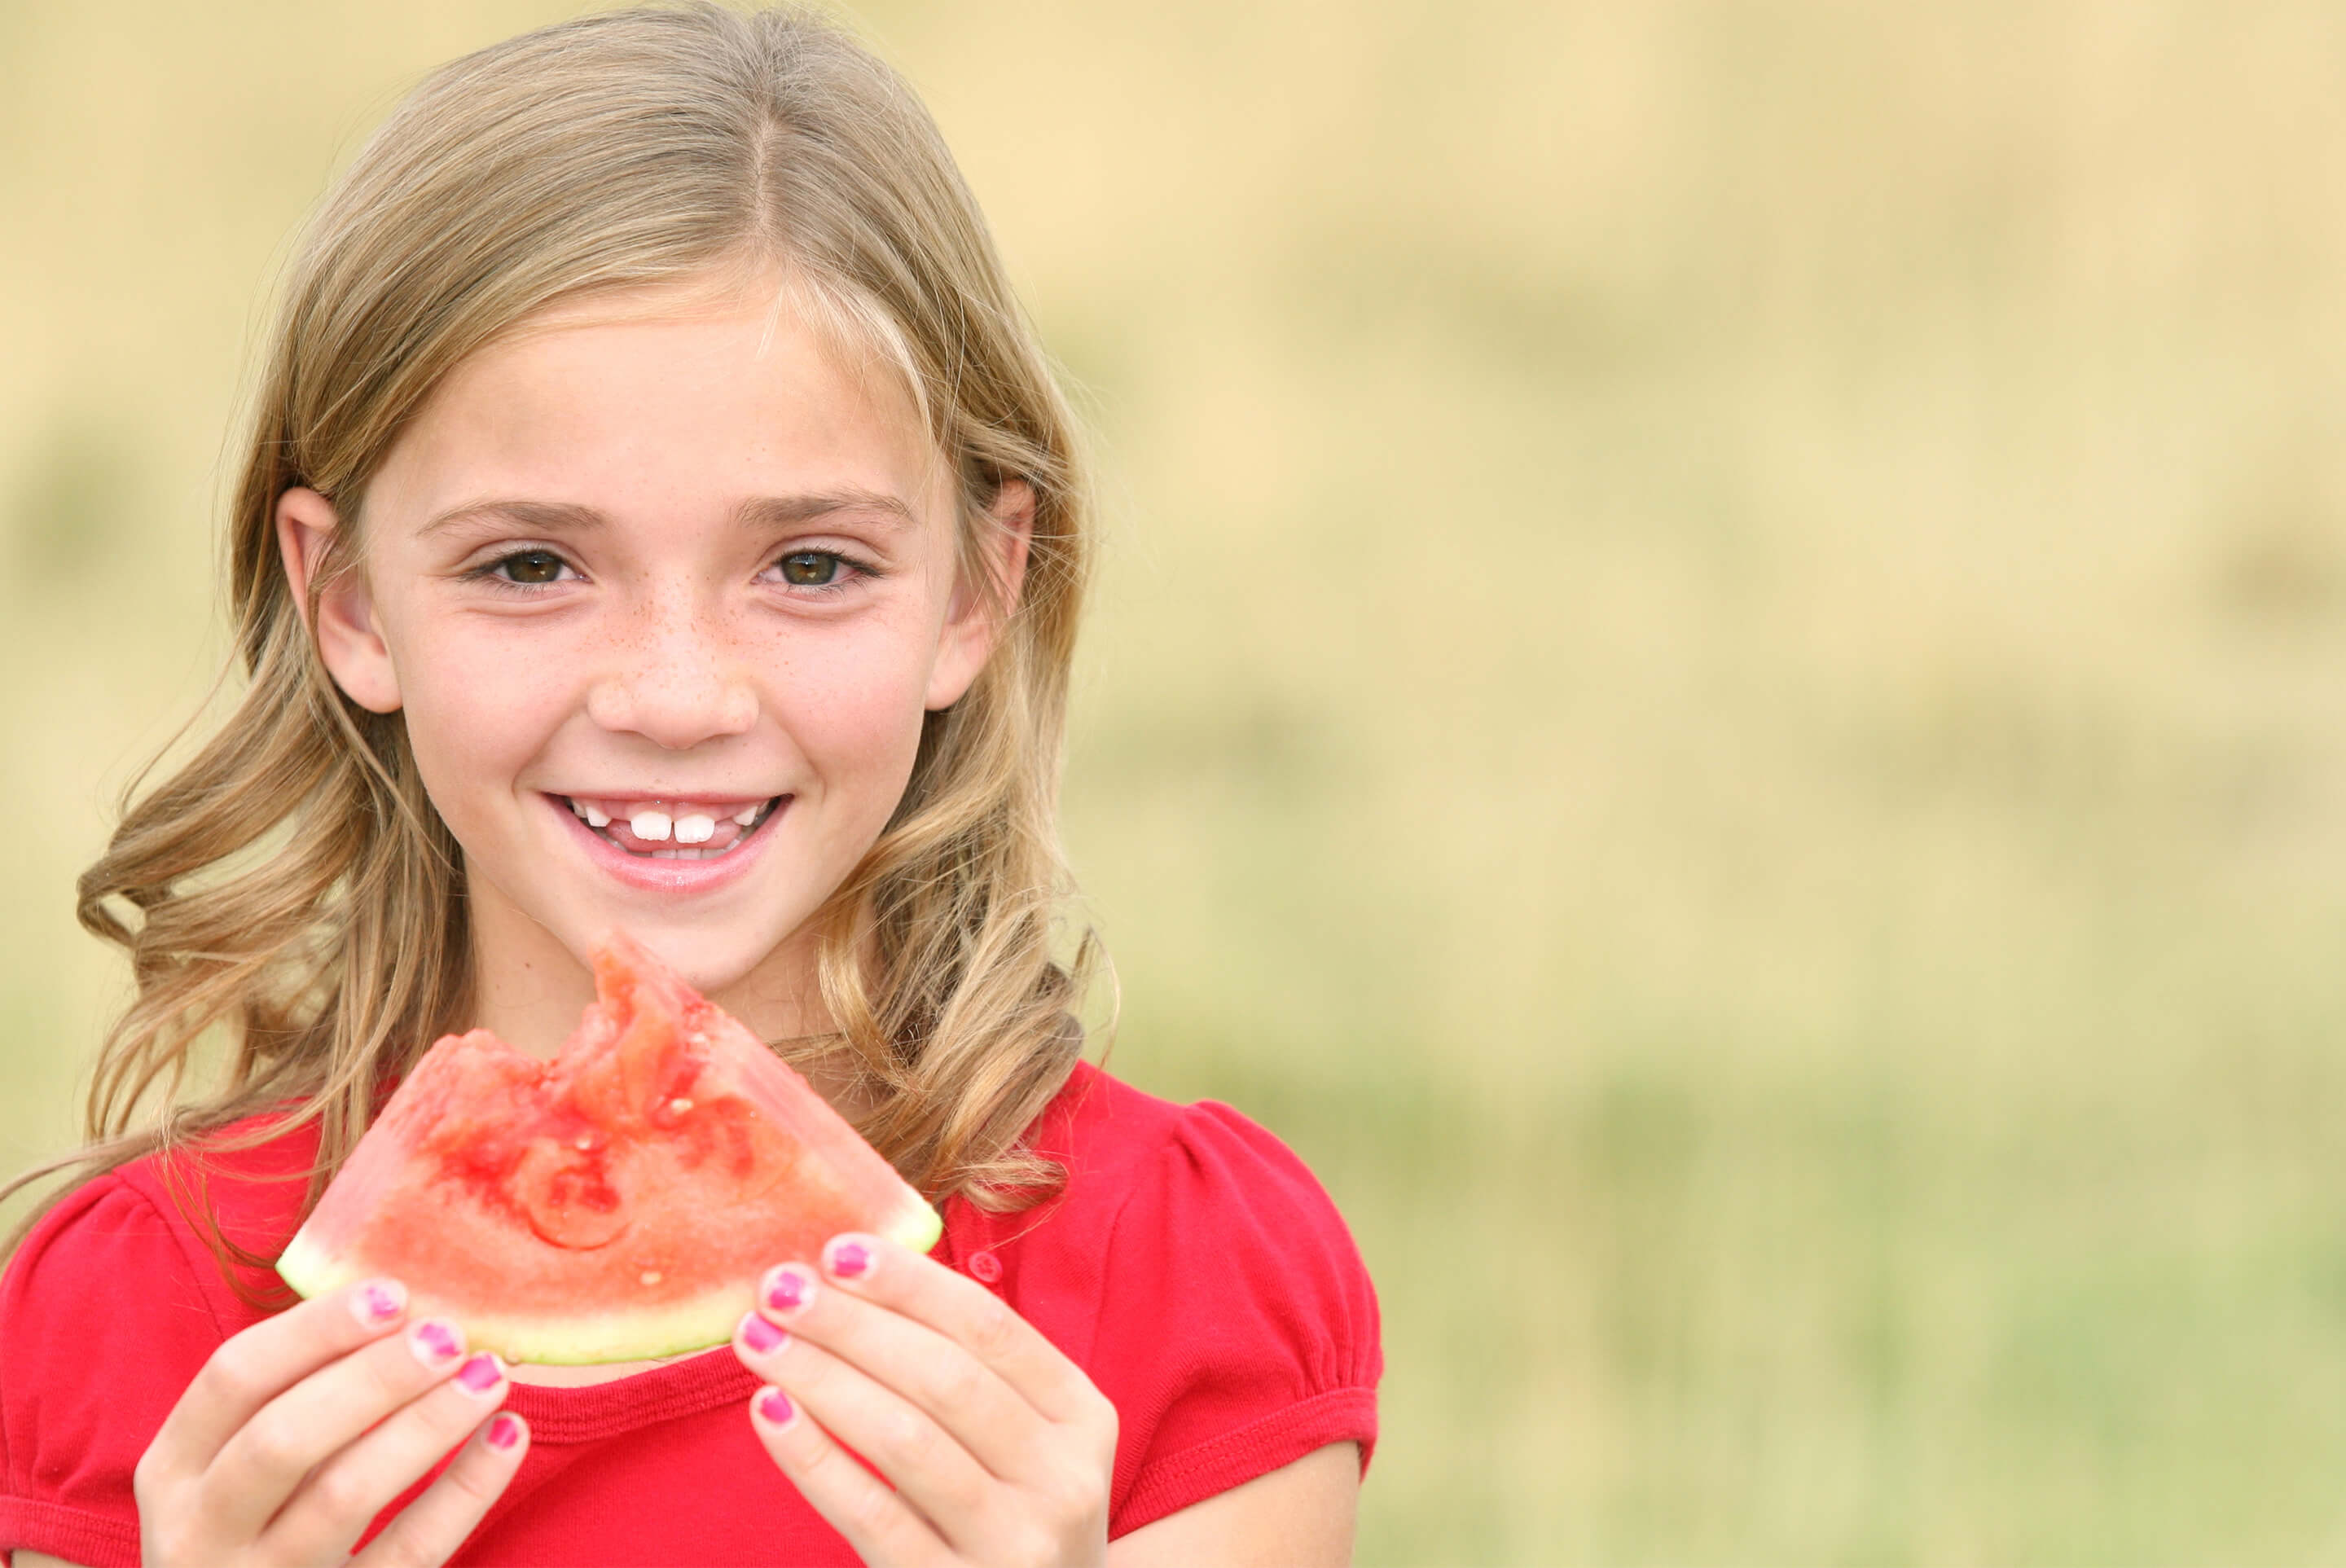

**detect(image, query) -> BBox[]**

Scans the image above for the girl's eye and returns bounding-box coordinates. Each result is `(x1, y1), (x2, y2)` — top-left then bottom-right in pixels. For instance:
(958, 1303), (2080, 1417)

(492, 549), (569, 585)
(776, 551), (843, 586)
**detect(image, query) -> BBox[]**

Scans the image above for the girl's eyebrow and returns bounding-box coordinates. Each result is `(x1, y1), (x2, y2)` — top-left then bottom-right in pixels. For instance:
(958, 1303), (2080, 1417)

(418, 489), (917, 537)
(735, 490), (918, 531)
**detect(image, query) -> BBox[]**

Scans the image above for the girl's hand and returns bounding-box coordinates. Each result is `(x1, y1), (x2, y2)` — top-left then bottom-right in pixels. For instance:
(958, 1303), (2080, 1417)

(135, 1278), (529, 1566)
(731, 1235), (1118, 1567)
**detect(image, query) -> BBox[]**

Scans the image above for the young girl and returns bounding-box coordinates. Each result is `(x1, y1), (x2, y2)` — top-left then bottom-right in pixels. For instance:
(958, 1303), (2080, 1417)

(0, 5), (1379, 1564)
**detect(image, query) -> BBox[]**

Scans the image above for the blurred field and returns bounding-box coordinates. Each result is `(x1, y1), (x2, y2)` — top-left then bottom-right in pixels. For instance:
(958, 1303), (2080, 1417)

(11, 0), (2346, 1561)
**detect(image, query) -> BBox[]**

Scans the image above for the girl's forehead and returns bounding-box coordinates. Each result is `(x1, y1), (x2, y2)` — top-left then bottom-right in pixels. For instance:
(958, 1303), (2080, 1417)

(374, 288), (947, 529)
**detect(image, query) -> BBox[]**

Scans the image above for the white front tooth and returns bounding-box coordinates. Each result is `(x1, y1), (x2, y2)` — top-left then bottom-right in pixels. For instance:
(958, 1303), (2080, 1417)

(631, 810), (672, 841)
(569, 797), (589, 819)
(733, 804), (760, 827)
(584, 804), (611, 828)
(674, 814), (716, 844)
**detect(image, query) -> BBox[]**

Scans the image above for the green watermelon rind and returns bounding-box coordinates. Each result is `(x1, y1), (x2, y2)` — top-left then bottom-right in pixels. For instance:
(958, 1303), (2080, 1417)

(278, 1189), (943, 1365)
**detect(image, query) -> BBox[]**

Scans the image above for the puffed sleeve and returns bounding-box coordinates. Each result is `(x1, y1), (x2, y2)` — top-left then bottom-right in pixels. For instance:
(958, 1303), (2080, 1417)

(1085, 1101), (1381, 1537)
(1, 1174), (225, 1568)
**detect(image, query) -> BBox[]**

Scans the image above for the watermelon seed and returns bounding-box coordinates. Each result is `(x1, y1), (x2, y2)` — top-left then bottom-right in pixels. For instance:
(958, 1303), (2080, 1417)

(669, 1097), (694, 1114)
(640, 1269), (663, 1285)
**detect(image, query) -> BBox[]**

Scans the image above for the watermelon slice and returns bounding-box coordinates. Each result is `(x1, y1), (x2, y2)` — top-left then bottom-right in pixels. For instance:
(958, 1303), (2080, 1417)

(277, 933), (939, 1364)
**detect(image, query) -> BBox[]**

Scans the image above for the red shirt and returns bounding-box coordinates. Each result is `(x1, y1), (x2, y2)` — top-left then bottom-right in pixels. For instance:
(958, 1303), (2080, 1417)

(0, 1061), (1379, 1566)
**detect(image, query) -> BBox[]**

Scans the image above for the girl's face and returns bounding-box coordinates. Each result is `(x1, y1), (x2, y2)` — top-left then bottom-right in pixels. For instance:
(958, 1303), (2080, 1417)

(279, 275), (1023, 1048)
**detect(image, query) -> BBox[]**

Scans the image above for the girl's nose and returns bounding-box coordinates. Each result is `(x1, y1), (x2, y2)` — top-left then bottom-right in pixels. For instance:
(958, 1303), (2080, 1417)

(584, 595), (758, 749)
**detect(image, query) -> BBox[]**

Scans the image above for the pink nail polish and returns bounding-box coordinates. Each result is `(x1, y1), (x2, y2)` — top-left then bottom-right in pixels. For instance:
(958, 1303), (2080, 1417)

(828, 1239), (872, 1279)
(354, 1280), (406, 1324)
(411, 1320), (463, 1365)
(756, 1387), (796, 1426)
(763, 1267), (812, 1313)
(487, 1412), (525, 1451)
(456, 1352), (503, 1394)
(741, 1312), (788, 1354)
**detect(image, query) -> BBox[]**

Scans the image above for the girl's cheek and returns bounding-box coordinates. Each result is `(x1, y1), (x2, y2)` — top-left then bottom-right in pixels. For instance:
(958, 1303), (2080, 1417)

(771, 641), (936, 774)
(396, 629), (582, 799)
(777, 610), (946, 717)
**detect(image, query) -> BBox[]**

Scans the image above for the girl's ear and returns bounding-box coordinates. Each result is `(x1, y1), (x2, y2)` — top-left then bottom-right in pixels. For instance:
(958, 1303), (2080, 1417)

(277, 486), (403, 714)
(925, 477), (1035, 712)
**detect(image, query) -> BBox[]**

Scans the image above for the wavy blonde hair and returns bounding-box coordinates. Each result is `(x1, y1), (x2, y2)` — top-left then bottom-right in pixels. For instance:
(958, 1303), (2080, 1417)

(6, 1), (1097, 1258)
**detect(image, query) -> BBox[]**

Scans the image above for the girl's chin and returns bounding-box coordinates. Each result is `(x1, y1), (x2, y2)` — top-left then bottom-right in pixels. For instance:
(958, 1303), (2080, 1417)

(525, 906), (811, 1003)
(607, 928), (796, 1001)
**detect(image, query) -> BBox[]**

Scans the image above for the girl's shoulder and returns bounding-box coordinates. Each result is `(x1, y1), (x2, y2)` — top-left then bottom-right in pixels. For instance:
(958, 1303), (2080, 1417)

(962, 1057), (1366, 1254)
(6, 1109), (323, 1335)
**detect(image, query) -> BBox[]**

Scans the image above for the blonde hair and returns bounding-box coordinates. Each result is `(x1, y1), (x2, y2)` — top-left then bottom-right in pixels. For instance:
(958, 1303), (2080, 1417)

(7, 2), (1097, 1255)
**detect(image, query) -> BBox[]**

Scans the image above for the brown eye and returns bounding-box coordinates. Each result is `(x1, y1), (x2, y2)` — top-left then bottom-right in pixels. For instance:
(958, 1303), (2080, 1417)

(496, 550), (567, 584)
(779, 551), (840, 586)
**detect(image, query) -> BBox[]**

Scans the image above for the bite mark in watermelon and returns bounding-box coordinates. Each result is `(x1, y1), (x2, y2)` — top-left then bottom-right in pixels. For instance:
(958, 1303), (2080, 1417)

(277, 933), (938, 1364)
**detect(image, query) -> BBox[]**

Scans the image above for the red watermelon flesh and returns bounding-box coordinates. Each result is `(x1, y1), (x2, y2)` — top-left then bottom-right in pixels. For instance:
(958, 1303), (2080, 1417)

(277, 933), (939, 1364)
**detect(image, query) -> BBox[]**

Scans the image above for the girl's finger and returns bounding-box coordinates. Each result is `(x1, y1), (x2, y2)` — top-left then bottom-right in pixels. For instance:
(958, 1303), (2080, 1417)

(200, 1316), (474, 1539)
(735, 1313), (997, 1544)
(745, 1258), (1048, 1483)
(148, 1277), (411, 1478)
(349, 1412), (530, 1568)
(749, 1385), (951, 1568)
(800, 1235), (1110, 1429)
(261, 1351), (511, 1564)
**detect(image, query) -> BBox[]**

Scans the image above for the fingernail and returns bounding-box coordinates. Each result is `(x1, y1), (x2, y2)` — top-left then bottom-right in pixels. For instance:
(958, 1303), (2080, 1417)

(455, 1352), (504, 1395)
(740, 1311), (788, 1354)
(410, 1319), (463, 1367)
(763, 1267), (814, 1314)
(755, 1386), (797, 1426)
(826, 1238), (872, 1279)
(487, 1412), (525, 1451)
(354, 1279), (406, 1326)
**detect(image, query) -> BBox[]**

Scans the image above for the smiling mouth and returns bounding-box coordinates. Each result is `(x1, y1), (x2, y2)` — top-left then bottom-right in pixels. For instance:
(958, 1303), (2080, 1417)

(557, 794), (783, 860)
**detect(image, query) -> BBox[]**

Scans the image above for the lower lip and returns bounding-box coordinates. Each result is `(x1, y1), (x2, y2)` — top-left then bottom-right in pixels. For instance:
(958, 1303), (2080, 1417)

(544, 794), (785, 894)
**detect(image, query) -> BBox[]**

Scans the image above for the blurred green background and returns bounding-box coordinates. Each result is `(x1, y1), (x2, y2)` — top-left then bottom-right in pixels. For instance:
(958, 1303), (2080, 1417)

(9, 1), (2346, 1562)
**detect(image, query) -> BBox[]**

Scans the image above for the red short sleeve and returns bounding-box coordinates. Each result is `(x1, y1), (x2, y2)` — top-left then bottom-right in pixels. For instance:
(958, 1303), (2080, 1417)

(1, 1175), (227, 1568)
(1084, 1101), (1381, 1537)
